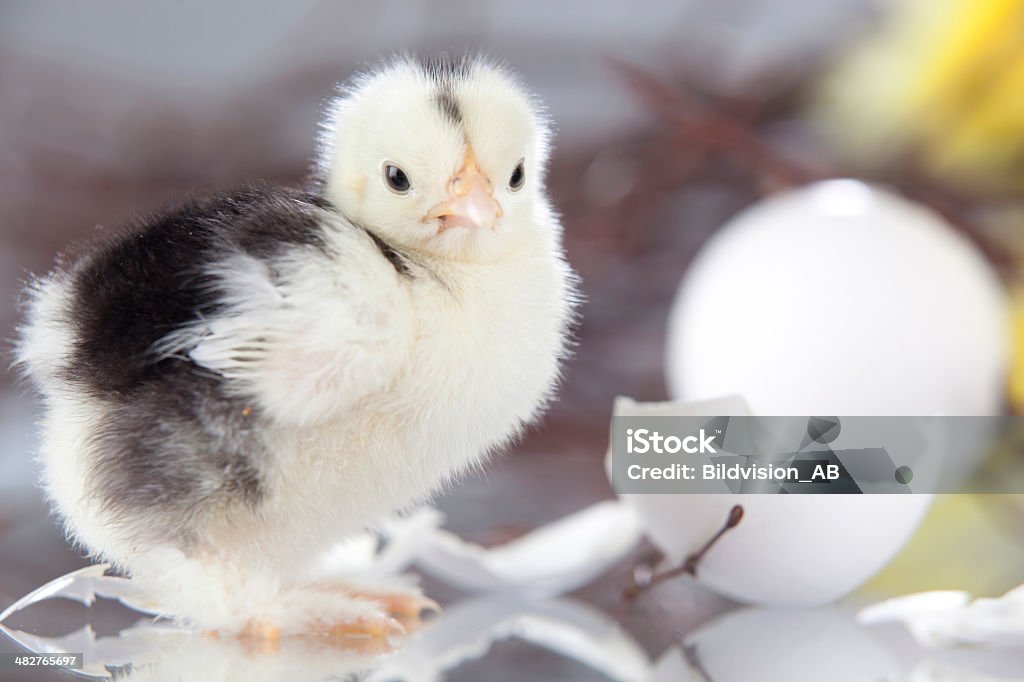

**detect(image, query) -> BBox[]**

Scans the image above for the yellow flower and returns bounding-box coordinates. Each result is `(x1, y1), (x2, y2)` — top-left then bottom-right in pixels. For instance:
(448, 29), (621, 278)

(817, 0), (1024, 190)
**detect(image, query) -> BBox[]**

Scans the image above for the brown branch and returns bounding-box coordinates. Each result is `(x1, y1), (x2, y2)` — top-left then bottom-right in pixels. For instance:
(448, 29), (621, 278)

(624, 505), (744, 599)
(605, 57), (824, 187)
(605, 56), (1015, 277)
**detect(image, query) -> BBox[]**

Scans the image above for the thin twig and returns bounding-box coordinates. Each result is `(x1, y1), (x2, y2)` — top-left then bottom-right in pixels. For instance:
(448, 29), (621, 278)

(605, 56), (1015, 278)
(624, 505), (744, 599)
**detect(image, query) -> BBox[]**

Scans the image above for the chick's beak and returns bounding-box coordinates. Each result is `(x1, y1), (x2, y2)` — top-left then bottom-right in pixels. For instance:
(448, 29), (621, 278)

(425, 151), (502, 231)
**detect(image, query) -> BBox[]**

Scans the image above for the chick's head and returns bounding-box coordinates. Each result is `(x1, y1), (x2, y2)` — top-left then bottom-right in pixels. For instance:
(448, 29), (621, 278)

(318, 55), (553, 263)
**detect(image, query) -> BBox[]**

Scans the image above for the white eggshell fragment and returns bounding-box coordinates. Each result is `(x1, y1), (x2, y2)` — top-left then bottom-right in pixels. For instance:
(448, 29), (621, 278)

(638, 492), (931, 606)
(611, 397), (934, 606)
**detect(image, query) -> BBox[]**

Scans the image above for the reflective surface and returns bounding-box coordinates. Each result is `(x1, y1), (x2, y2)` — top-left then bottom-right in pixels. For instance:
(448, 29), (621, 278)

(4, 576), (1024, 681)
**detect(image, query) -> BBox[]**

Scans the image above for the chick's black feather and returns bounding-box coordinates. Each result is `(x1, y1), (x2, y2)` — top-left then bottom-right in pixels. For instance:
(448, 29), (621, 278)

(418, 55), (468, 128)
(55, 185), (336, 535)
(66, 184), (330, 397)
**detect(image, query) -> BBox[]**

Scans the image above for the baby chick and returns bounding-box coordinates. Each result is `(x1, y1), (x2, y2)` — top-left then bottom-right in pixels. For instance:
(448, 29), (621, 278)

(16, 55), (576, 638)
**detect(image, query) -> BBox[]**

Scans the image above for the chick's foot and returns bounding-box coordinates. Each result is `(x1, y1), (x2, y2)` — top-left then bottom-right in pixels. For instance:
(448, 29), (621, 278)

(315, 583), (442, 630)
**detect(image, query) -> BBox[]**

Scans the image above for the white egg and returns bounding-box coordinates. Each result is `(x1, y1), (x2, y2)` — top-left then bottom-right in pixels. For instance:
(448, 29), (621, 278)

(666, 179), (1007, 416)
(622, 180), (1009, 607)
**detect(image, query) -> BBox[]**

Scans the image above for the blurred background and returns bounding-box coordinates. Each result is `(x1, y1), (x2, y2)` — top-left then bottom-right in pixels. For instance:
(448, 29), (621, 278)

(4, 0), (1024, 677)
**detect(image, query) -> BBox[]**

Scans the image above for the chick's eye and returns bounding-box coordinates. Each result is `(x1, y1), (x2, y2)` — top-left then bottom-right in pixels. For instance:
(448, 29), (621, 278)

(384, 164), (410, 193)
(509, 160), (525, 191)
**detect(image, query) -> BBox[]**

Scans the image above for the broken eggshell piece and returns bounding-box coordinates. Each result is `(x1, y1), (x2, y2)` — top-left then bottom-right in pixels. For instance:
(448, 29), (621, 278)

(408, 502), (644, 597)
(607, 396), (932, 606)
